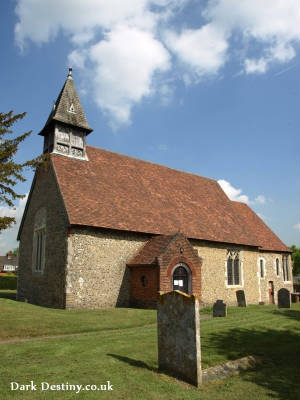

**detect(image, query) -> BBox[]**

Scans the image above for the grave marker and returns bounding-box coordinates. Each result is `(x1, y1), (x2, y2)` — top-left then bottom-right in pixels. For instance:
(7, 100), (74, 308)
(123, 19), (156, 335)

(213, 300), (227, 317)
(278, 288), (291, 308)
(157, 291), (202, 386)
(236, 290), (247, 307)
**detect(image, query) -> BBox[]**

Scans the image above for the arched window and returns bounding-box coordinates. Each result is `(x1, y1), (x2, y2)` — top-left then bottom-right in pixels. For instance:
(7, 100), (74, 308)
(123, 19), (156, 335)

(172, 263), (191, 294)
(227, 250), (240, 285)
(258, 258), (266, 278)
(275, 258), (280, 276)
(282, 255), (290, 281)
(227, 257), (233, 285)
(32, 208), (46, 273)
(260, 259), (264, 278)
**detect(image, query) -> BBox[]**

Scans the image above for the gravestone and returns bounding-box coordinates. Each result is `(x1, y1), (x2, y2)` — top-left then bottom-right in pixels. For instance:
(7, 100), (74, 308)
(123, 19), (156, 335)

(278, 288), (291, 308)
(213, 300), (227, 317)
(157, 291), (202, 386)
(236, 290), (247, 307)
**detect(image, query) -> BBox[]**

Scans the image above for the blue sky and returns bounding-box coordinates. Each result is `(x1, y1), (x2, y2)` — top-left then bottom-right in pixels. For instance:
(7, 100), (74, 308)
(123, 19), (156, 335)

(0, 0), (299, 253)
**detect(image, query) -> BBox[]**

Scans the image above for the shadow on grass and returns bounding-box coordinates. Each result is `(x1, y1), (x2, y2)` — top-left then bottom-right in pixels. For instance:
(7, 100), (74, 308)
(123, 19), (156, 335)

(271, 309), (300, 321)
(107, 354), (157, 372)
(0, 290), (17, 300)
(208, 328), (299, 400)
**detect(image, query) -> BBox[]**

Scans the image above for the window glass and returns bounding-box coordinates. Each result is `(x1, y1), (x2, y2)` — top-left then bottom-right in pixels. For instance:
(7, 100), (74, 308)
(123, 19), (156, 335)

(234, 258), (240, 285)
(34, 229), (45, 272)
(282, 255), (289, 281)
(260, 259), (264, 278)
(227, 257), (233, 285)
(276, 258), (280, 276)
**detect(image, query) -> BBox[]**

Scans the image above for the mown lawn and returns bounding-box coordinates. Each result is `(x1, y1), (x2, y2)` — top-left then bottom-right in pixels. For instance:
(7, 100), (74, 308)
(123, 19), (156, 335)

(0, 290), (157, 340)
(0, 292), (299, 400)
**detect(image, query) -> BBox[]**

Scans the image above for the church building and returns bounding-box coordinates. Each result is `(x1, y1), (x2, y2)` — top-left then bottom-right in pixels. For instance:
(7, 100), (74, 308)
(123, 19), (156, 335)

(17, 69), (292, 309)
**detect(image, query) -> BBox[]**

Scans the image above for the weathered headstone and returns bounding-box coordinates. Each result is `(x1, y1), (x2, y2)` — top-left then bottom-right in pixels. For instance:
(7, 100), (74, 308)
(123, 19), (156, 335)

(213, 300), (227, 317)
(278, 288), (291, 308)
(236, 290), (247, 307)
(157, 291), (202, 386)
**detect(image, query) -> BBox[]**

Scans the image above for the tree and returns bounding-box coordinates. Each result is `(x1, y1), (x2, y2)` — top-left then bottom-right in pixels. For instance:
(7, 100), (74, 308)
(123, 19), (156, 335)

(6, 247), (19, 257)
(0, 111), (43, 232)
(290, 245), (300, 276)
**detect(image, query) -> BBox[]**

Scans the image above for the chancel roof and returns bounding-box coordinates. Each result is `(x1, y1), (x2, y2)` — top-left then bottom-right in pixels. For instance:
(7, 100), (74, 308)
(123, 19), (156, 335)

(50, 146), (290, 252)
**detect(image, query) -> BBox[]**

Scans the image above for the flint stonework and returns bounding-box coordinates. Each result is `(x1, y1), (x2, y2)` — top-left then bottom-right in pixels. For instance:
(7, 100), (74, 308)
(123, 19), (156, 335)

(213, 300), (227, 317)
(157, 291), (202, 387)
(278, 288), (291, 308)
(236, 290), (247, 307)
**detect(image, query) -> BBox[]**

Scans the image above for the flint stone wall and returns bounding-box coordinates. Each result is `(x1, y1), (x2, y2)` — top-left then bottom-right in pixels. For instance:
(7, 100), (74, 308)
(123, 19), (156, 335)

(191, 241), (293, 306)
(17, 163), (68, 308)
(157, 291), (202, 387)
(65, 228), (150, 308)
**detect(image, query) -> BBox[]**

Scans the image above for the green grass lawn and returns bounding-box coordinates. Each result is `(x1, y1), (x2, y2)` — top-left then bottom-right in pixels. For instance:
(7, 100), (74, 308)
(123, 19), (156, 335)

(0, 290), (157, 340)
(0, 291), (299, 399)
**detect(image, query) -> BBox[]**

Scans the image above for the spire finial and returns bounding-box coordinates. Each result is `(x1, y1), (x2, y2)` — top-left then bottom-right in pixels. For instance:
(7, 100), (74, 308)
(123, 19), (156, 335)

(68, 67), (73, 79)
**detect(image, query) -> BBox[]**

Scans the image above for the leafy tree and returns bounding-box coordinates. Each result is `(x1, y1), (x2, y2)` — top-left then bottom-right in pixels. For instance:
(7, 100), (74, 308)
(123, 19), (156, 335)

(0, 111), (43, 232)
(290, 245), (300, 276)
(6, 247), (19, 257)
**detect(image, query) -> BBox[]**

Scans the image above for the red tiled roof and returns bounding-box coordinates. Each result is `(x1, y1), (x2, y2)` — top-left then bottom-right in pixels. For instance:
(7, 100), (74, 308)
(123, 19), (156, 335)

(231, 202), (290, 252)
(127, 235), (174, 266)
(51, 146), (289, 251)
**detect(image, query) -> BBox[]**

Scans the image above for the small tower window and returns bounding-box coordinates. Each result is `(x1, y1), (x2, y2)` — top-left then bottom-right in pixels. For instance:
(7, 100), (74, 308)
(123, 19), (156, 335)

(68, 103), (76, 113)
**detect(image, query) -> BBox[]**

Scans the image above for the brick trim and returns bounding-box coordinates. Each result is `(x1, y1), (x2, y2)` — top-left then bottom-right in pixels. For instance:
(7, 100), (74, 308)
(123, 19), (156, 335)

(166, 256), (197, 278)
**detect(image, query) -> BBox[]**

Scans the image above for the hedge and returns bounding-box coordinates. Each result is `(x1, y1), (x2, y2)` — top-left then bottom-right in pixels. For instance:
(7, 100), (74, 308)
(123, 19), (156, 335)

(0, 275), (17, 290)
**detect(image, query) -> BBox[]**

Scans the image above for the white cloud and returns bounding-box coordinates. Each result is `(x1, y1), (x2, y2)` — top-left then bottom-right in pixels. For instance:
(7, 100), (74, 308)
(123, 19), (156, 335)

(165, 24), (228, 79)
(218, 179), (250, 203)
(0, 194), (28, 253)
(15, 0), (174, 127)
(254, 195), (266, 204)
(293, 223), (300, 232)
(166, 0), (299, 80)
(14, 0), (300, 126)
(218, 179), (266, 205)
(245, 58), (268, 74)
(88, 25), (170, 127)
(204, 0), (299, 41)
(14, 0), (157, 48)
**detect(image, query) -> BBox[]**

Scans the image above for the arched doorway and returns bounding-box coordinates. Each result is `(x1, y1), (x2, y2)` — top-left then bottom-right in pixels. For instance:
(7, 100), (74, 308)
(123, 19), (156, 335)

(172, 263), (191, 294)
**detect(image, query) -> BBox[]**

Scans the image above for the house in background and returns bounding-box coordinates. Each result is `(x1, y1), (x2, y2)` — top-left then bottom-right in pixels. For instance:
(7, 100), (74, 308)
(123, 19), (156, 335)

(17, 69), (293, 309)
(0, 252), (18, 273)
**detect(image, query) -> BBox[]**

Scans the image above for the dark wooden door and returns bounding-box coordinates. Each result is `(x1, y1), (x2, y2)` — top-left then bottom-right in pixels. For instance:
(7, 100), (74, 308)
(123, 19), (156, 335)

(268, 281), (274, 304)
(173, 266), (188, 294)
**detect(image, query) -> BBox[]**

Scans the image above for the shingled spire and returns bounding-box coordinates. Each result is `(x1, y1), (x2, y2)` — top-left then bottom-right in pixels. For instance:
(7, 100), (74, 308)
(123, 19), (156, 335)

(39, 68), (93, 160)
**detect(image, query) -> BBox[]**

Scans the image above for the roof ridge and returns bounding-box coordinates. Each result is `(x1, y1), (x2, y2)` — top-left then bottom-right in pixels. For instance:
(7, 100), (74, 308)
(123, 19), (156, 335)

(231, 200), (290, 252)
